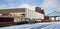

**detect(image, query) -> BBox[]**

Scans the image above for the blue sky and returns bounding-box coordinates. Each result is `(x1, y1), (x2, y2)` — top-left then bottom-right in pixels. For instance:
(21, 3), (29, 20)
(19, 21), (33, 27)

(0, 0), (60, 15)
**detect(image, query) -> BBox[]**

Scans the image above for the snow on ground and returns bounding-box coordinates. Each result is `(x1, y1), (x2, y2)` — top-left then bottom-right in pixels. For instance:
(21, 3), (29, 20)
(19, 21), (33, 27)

(40, 22), (60, 29)
(0, 22), (60, 29)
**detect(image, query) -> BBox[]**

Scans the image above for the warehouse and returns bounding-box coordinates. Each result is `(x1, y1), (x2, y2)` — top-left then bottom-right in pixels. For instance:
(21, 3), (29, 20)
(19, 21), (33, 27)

(0, 8), (44, 22)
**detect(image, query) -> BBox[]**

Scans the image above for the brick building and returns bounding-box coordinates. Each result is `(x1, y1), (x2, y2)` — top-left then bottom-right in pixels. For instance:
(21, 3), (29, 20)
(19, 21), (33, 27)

(35, 7), (51, 22)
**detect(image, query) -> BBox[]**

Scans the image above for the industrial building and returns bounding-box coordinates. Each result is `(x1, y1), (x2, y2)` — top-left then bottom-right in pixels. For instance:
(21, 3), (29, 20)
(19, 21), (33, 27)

(0, 7), (44, 22)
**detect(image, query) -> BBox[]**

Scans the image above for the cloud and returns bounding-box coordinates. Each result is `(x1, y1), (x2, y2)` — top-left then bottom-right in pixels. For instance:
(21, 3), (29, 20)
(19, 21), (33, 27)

(40, 0), (60, 11)
(17, 4), (36, 10)
(0, 4), (15, 9)
(40, 0), (56, 9)
(0, 4), (7, 9)
(0, 3), (36, 10)
(2, 0), (36, 10)
(0, 3), (15, 9)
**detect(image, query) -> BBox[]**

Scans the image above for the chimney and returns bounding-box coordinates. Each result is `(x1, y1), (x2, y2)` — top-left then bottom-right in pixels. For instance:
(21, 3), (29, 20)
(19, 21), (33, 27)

(41, 9), (45, 14)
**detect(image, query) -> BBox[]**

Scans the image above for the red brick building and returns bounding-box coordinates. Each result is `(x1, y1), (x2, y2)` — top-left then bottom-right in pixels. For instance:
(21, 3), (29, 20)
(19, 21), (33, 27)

(35, 7), (45, 14)
(35, 7), (51, 22)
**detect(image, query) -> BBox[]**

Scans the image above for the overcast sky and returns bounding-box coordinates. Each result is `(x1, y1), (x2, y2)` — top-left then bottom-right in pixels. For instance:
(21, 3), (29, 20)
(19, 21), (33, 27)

(0, 0), (60, 15)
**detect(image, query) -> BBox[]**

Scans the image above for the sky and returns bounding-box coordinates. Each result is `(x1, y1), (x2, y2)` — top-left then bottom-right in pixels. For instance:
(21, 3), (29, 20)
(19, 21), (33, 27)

(0, 0), (60, 15)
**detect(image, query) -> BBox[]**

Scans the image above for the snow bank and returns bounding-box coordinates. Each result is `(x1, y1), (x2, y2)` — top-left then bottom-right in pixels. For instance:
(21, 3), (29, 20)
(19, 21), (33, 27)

(0, 23), (50, 29)
(0, 24), (35, 29)
(0, 22), (60, 29)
